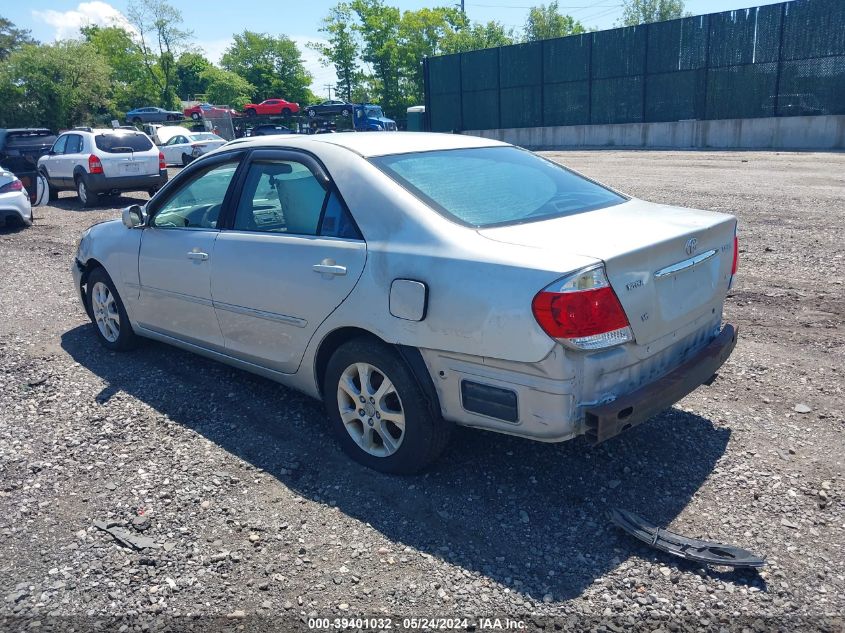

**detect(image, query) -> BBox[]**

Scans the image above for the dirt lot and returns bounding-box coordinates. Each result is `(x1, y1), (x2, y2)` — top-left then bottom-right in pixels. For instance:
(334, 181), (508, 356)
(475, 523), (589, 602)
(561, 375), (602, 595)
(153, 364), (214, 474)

(0, 151), (842, 631)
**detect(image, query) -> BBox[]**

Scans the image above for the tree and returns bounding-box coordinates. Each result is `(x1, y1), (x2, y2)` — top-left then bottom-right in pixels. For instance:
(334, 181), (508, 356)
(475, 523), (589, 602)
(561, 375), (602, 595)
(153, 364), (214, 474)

(0, 15), (35, 60)
(311, 3), (360, 102)
(81, 25), (157, 113)
(221, 31), (313, 105)
(175, 52), (212, 100)
(0, 41), (113, 129)
(398, 7), (464, 104)
(620, 0), (686, 25)
(350, 0), (402, 115)
(440, 20), (515, 54)
(200, 66), (255, 110)
(524, 2), (585, 41)
(126, 0), (193, 108)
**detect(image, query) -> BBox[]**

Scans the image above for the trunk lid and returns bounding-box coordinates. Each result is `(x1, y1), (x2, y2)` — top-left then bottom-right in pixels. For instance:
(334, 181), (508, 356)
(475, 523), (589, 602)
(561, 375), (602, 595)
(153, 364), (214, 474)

(479, 199), (737, 346)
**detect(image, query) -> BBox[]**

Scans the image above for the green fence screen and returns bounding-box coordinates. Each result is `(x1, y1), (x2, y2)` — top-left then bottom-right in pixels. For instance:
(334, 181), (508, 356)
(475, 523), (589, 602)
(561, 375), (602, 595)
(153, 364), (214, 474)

(425, 0), (845, 131)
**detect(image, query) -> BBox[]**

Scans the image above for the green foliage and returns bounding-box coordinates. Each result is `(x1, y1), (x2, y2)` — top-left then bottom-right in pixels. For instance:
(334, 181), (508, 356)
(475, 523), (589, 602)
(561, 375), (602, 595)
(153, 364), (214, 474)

(176, 52), (212, 100)
(82, 25), (158, 114)
(311, 3), (360, 102)
(201, 66), (255, 110)
(126, 0), (192, 108)
(397, 7), (464, 103)
(221, 31), (313, 105)
(524, 2), (585, 41)
(0, 41), (113, 129)
(350, 0), (402, 113)
(439, 20), (515, 54)
(620, 0), (686, 25)
(0, 15), (35, 60)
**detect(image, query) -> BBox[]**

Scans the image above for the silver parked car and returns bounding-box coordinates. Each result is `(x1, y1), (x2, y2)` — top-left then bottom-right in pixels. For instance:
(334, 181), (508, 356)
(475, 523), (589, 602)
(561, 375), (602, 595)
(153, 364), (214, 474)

(71, 133), (739, 473)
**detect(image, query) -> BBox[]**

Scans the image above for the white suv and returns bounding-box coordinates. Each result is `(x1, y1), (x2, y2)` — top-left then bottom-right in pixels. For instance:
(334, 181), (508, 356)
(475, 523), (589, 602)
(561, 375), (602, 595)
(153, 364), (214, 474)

(38, 127), (167, 207)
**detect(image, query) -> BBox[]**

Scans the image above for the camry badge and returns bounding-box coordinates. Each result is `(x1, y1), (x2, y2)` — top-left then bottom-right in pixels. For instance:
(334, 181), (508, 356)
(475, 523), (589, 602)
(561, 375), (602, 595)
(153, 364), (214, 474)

(685, 238), (698, 256)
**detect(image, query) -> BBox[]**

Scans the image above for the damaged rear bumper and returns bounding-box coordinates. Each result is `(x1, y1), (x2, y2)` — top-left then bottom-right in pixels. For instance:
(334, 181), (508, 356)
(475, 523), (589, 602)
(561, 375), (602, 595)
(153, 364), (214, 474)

(585, 323), (738, 444)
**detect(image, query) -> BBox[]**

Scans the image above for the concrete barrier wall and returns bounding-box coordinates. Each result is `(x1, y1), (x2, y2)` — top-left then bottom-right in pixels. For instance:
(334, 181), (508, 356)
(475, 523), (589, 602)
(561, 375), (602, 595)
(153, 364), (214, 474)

(463, 115), (845, 150)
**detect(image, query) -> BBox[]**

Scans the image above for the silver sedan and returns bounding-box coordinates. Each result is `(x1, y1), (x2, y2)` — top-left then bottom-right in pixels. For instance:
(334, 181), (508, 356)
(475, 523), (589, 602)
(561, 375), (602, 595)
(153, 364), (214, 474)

(71, 133), (739, 473)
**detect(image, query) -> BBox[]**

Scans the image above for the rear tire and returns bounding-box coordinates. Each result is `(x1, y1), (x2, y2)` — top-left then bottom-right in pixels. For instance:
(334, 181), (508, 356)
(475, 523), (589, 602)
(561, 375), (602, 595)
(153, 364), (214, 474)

(76, 176), (95, 208)
(191, 112), (200, 120)
(307, 109), (316, 118)
(148, 187), (159, 198)
(341, 108), (350, 117)
(39, 171), (58, 203)
(282, 107), (291, 116)
(132, 117), (142, 124)
(86, 267), (138, 351)
(246, 108), (257, 117)
(323, 338), (451, 474)
(181, 153), (193, 167)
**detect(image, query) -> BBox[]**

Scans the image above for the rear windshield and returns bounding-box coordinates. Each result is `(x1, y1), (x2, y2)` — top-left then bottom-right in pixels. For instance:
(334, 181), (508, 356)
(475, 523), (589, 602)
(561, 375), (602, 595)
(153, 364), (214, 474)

(6, 131), (57, 147)
(95, 133), (154, 153)
(371, 146), (626, 228)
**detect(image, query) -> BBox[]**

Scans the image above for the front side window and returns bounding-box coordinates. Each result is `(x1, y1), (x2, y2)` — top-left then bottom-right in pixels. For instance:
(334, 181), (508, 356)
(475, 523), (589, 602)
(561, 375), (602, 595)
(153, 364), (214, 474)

(152, 161), (239, 229)
(51, 135), (68, 154)
(371, 146), (626, 228)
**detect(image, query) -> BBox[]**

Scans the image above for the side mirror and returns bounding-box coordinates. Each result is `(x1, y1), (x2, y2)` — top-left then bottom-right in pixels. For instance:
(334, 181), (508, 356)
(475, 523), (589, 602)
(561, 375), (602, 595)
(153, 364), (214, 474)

(122, 204), (146, 228)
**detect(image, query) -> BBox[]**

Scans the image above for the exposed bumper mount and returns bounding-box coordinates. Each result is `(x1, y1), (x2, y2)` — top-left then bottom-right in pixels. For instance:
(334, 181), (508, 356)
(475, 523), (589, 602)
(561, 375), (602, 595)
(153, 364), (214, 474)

(584, 323), (738, 444)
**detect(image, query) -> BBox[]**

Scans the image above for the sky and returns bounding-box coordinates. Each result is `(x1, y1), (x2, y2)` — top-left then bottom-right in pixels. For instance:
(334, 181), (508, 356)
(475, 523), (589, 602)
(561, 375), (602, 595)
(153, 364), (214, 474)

(6, 0), (788, 98)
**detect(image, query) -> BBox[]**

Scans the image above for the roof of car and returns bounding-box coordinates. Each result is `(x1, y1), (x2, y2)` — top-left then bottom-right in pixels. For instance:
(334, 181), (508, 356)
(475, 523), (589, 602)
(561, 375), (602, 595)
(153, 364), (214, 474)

(226, 132), (507, 157)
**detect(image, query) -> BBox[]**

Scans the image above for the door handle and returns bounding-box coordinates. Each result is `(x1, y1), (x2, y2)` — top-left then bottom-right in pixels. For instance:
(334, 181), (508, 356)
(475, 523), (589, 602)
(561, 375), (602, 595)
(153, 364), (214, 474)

(312, 259), (347, 276)
(187, 251), (209, 261)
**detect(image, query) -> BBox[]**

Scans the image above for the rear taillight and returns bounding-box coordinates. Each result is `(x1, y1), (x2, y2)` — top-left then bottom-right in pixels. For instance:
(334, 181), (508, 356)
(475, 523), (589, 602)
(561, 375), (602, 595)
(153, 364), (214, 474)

(159, 151), (166, 169)
(532, 265), (633, 350)
(88, 154), (103, 174)
(0, 179), (23, 194)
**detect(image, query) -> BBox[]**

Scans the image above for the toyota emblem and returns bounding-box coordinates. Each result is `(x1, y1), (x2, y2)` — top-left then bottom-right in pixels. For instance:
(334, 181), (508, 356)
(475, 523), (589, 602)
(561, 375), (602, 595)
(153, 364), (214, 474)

(685, 238), (698, 256)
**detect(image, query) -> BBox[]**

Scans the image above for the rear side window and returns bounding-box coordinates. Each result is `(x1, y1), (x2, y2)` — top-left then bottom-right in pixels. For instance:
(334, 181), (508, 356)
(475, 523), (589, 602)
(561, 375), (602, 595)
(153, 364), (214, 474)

(95, 133), (154, 153)
(65, 135), (83, 154)
(371, 146), (626, 228)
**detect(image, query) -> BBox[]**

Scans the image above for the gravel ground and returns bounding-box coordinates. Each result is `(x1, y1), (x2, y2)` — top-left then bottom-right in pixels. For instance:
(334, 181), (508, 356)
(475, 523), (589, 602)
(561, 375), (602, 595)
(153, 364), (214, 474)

(0, 152), (842, 632)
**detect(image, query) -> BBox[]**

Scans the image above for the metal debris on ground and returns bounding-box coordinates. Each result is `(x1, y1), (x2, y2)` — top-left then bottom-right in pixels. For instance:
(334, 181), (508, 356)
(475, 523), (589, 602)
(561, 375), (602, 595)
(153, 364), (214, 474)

(608, 508), (766, 568)
(93, 520), (157, 551)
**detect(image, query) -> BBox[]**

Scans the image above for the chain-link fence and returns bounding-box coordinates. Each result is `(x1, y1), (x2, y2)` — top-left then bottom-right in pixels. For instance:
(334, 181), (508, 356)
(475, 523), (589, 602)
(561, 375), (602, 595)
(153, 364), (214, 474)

(425, 0), (845, 131)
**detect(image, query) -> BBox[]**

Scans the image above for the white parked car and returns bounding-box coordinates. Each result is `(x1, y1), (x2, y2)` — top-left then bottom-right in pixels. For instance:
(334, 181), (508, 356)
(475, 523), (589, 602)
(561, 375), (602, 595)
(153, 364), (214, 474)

(71, 133), (738, 474)
(0, 168), (32, 227)
(38, 127), (167, 207)
(159, 132), (227, 166)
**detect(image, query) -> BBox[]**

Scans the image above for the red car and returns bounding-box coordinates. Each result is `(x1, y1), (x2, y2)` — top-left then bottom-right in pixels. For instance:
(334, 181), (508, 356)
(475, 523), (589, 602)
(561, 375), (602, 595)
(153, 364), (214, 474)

(182, 103), (238, 120)
(242, 99), (300, 117)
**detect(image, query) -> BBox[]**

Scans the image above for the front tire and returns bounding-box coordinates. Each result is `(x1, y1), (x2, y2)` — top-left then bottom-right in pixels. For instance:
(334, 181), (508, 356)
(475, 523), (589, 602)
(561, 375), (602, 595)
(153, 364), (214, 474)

(341, 108), (350, 117)
(191, 112), (200, 120)
(307, 109), (316, 118)
(86, 267), (138, 351)
(132, 117), (142, 125)
(246, 108), (257, 117)
(323, 338), (450, 474)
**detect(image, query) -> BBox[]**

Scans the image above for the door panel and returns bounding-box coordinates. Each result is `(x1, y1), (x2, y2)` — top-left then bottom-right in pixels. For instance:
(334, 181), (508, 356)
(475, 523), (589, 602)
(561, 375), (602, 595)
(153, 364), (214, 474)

(212, 233), (366, 372)
(135, 158), (241, 348)
(210, 152), (366, 373)
(136, 229), (223, 348)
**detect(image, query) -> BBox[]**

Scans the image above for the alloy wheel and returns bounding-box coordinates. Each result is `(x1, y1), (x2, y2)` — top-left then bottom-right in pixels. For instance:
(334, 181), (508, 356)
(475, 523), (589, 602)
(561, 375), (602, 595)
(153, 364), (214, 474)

(336, 362), (406, 457)
(91, 281), (120, 342)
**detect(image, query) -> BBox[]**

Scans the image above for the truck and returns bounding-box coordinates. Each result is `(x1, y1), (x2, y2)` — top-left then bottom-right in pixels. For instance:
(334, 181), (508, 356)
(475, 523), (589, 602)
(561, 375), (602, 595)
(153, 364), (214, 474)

(351, 104), (397, 131)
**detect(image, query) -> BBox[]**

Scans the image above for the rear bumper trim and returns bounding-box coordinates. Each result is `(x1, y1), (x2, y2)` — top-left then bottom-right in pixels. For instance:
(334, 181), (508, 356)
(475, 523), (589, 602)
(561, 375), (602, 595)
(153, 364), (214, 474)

(584, 323), (738, 444)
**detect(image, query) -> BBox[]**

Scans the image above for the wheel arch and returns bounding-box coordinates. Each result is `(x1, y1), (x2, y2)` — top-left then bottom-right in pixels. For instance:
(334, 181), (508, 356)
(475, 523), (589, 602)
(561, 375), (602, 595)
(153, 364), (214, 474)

(77, 257), (106, 319)
(313, 326), (441, 418)
(72, 165), (88, 183)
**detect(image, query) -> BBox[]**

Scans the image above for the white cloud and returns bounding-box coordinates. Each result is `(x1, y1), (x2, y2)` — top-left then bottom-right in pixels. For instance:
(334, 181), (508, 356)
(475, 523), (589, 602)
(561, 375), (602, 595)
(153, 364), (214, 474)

(32, 1), (135, 41)
(198, 38), (233, 65)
